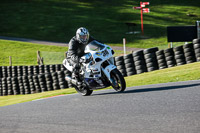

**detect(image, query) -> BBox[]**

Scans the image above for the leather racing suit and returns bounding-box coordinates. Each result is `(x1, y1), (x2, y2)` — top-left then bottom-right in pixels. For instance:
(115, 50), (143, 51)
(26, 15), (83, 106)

(66, 36), (95, 78)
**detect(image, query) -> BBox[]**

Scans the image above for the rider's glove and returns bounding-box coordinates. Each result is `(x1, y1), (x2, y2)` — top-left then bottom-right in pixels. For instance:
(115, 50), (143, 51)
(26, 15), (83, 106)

(79, 58), (90, 63)
(79, 58), (85, 63)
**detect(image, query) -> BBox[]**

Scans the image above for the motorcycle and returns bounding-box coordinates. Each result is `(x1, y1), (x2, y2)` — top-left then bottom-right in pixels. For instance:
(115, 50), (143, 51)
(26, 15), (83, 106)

(63, 40), (126, 96)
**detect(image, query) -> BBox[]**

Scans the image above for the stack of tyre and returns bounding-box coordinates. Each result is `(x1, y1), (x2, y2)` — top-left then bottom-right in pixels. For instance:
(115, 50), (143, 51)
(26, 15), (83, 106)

(33, 65), (39, 75)
(22, 66), (28, 76)
(143, 47), (159, 72)
(173, 45), (186, 66)
(38, 74), (47, 92)
(58, 71), (68, 89)
(2, 66), (8, 78)
(156, 50), (168, 69)
(45, 73), (54, 91)
(28, 75), (37, 94)
(22, 76), (31, 94)
(7, 77), (14, 95)
(51, 72), (60, 90)
(164, 48), (176, 67)
(33, 75), (42, 93)
(132, 50), (147, 74)
(193, 39), (200, 62)
(1, 67), (5, 78)
(64, 70), (73, 88)
(18, 76), (25, 94)
(183, 43), (196, 64)
(28, 66), (34, 76)
(12, 66), (18, 77)
(17, 66), (23, 77)
(12, 77), (20, 95)
(123, 54), (136, 76)
(1, 65), (64, 95)
(0, 64), (69, 96)
(7, 66), (11, 77)
(0, 66), (2, 79)
(39, 65), (45, 74)
(44, 65), (50, 73)
(0, 69), (1, 95)
(114, 56), (127, 77)
(1, 78), (7, 96)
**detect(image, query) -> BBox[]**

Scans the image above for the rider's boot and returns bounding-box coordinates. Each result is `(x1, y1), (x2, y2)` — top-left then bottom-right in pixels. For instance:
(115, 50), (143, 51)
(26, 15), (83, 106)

(72, 71), (82, 88)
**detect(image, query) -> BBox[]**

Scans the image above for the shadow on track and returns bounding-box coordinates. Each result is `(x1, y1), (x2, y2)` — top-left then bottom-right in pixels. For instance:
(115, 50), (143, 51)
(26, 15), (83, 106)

(93, 83), (200, 96)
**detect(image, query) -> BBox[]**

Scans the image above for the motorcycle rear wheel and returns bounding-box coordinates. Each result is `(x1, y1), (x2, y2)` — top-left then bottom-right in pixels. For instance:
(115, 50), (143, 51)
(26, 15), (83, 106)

(74, 85), (93, 96)
(110, 68), (126, 92)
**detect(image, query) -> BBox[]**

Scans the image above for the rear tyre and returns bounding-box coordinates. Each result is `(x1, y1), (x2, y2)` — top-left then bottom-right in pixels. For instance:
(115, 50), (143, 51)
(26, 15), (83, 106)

(74, 85), (93, 96)
(110, 69), (126, 92)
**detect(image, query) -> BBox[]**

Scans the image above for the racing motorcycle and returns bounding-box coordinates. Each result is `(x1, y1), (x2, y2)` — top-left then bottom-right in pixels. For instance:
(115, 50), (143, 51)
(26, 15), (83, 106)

(63, 40), (126, 96)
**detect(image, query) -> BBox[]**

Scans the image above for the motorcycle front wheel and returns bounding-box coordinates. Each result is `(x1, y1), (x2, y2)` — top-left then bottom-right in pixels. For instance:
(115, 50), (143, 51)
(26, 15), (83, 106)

(74, 85), (93, 96)
(110, 68), (126, 92)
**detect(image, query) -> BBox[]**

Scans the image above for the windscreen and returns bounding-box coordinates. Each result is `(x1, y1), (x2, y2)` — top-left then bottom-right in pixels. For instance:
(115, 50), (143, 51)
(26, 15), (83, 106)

(86, 40), (105, 51)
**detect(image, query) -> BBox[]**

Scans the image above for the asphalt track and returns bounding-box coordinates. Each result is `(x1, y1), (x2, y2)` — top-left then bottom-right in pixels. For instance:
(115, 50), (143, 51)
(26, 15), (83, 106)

(0, 80), (200, 133)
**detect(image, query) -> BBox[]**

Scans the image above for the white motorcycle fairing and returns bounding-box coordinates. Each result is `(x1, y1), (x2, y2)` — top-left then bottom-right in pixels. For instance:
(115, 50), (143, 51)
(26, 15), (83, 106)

(63, 40), (126, 94)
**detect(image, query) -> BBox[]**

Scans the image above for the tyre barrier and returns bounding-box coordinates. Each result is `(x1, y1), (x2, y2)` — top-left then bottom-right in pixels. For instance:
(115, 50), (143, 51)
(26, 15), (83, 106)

(0, 64), (66, 79)
(0, 70), (71, 96)
(156, 50), (167, 69)
(193, 39), (200, 62)
(194, 44), (200, 61)
(183, 43), (196, 64)
(173, 45), (186, 66)
(114, 56), (127, 77)
(0, 38), (200, 96)
(114, 38), (199, 77)
(143, 47), (159, 72)
(124, 53), (136, 76)
(164, 48), (176, 68)
(132, 50), (147, 74)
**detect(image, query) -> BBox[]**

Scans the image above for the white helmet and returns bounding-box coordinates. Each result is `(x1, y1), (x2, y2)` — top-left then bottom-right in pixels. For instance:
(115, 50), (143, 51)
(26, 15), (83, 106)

(76, 27), (89, 44)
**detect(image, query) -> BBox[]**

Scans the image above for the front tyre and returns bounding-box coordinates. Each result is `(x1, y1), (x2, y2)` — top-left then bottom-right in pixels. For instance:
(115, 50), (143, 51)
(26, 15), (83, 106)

(74, 85), (93, 96)
(110, 69), (126, 92)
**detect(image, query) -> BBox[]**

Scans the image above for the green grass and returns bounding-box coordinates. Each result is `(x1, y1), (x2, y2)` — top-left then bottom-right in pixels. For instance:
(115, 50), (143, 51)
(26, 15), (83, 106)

(0, 0), (199, 48)
(0, 39), (129, 66)
(0, 39), (67, 66)
(125, 62), (200, 86)
(0, 88), (77, 107)
(0, 62), (200, 107)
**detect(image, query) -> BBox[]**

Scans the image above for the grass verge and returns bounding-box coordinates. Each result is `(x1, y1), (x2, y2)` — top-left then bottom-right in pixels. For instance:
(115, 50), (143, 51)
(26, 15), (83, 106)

(0, 39), (133, 66)
(0, 39), (67, 66)
(0, 62), (199, 107)
(0, 0), (199, 46)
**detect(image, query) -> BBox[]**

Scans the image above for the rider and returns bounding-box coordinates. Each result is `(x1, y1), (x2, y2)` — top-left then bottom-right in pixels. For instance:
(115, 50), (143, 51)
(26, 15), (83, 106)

(66, 27), (95, 82)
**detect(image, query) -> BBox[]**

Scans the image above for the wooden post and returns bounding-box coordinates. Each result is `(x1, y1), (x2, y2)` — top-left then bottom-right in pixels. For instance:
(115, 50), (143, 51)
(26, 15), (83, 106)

(37, 50), (44, 65)
(9, 56), (12, 66)
(37, 50), (40, 65)
(41, 57), (44, 65)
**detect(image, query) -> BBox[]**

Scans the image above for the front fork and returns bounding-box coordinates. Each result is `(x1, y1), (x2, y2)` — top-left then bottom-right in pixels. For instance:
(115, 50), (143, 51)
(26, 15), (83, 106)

(101, 64), (116, 83)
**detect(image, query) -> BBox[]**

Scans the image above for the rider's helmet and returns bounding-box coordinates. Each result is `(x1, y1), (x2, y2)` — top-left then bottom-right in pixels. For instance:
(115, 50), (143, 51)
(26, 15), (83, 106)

(76, 27), (89, 45)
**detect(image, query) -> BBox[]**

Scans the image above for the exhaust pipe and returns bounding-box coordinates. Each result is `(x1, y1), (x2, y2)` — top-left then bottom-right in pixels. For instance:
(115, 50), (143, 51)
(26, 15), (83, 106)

(65, 76), (78, 85)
